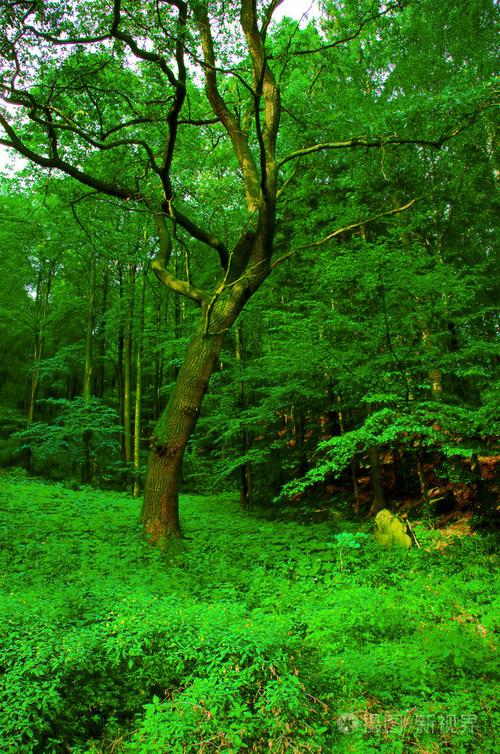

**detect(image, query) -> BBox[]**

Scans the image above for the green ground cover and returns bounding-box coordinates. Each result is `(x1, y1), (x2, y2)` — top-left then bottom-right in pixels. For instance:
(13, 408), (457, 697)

(0, 471), (497, 753)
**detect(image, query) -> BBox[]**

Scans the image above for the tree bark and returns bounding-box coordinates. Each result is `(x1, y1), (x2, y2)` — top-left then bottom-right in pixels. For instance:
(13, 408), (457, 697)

(142, 291), (247, 543)
(368, 445), (386, 515)
(142, 329), (225, 540)
(336, 393), (361, 514)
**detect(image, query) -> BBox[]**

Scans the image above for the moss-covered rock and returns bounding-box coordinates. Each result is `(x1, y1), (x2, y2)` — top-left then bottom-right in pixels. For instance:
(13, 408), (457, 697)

(374, 509), (412, 549)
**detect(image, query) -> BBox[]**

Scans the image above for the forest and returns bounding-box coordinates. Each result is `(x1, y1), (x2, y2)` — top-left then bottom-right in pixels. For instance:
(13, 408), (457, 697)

(0, 0), (498, 752)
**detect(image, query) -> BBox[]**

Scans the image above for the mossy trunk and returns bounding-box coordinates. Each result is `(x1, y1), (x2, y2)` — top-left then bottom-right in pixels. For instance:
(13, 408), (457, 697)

(142, 294), (245, 543)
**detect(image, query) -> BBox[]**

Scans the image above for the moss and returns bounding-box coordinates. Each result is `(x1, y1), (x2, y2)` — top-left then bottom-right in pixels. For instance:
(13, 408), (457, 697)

(374, 509), (412, 549)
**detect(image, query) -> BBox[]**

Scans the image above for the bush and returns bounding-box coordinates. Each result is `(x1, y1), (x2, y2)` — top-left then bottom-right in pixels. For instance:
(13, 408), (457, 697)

(13, 398), (121, 484)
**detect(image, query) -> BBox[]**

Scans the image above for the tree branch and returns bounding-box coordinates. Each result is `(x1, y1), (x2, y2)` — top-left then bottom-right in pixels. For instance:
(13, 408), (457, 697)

(278, 102), (493, 168)
(111, 0), (179, 88)
(168, 204), (229, 268)
(152, 213), (209, 305)
(289, 2), (405, 56)
(278, 136), (444, 168)
(240, 0), (281, 201)
(0, 114), (139, 202)
(271, 197), (419, 269)
(155, 0), (187, 199)
(194, 4), (261, 212)
(23, 25), (110, 46)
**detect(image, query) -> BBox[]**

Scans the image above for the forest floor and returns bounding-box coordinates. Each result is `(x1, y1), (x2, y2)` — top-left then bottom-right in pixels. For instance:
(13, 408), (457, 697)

(0, 470), (497, 754)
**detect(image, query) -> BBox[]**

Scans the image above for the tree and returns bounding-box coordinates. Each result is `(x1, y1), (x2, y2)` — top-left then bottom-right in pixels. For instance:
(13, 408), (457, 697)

(0, 0), (494, 541)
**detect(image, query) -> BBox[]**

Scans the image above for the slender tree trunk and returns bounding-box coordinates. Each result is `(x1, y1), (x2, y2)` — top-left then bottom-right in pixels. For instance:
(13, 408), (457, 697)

(27, 334), (42, 425)
(470, 452), (491, 524)
(117, 263), (125, 460)
(350, 457), (361, 515)
(153, 291), (164, 421)
(81, 252), (97, 484)
(421, 327), (443, 400)
(291, 404), (308, 476)
(171, 256), (183, 382)
(27, 264), (53, 425)
(82, 251), (96, 401)
(235, 325), (253, 510)
(66, 373), (75, 400)
(416, 452), (429, 502)
(95, 267), (109, 398)
(123, 264), (136, 477)
(336, 394), (361, 514)
(133, 270), (146, 497)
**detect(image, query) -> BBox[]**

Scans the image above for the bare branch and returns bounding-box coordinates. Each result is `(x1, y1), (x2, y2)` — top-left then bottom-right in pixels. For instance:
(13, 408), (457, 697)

(6, 100), (163, 172)
(303, 197), (419, 247)
(261, 0), (286, 38)
(159, 0), (187, 199)
(178, 116), (221, 126)
(240, 0), (281, 200)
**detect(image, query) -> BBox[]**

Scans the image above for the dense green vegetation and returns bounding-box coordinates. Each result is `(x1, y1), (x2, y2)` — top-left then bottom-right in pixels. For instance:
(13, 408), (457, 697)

(0, 472), (497, 753)
(0, 1), (498, 751)
(0, 0), (498, 530)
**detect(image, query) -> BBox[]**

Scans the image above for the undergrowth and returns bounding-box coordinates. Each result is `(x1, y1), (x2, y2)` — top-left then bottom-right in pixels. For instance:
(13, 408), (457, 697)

(0, 471), (497, 753)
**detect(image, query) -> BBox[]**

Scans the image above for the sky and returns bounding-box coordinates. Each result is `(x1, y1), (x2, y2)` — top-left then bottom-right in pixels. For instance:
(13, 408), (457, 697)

(273, 0), (319, 23)
(0, 0), (320, 174)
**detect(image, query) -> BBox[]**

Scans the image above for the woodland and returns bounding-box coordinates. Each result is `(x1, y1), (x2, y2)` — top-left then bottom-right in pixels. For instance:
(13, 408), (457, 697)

(0, 0), (498, 752)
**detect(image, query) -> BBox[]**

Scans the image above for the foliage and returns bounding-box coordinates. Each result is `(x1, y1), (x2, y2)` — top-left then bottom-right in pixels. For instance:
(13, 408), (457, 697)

(0, 474), (497, 753)
(279, 400), (496, 501)
(13, 398), (121, 483)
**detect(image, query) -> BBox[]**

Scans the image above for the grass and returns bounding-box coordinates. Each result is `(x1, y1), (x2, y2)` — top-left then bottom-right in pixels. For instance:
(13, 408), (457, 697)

(0, 470), (497, 753)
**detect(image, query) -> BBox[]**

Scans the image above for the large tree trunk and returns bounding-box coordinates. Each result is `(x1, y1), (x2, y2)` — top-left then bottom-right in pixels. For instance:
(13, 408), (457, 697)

(142, 301), (238, 543)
